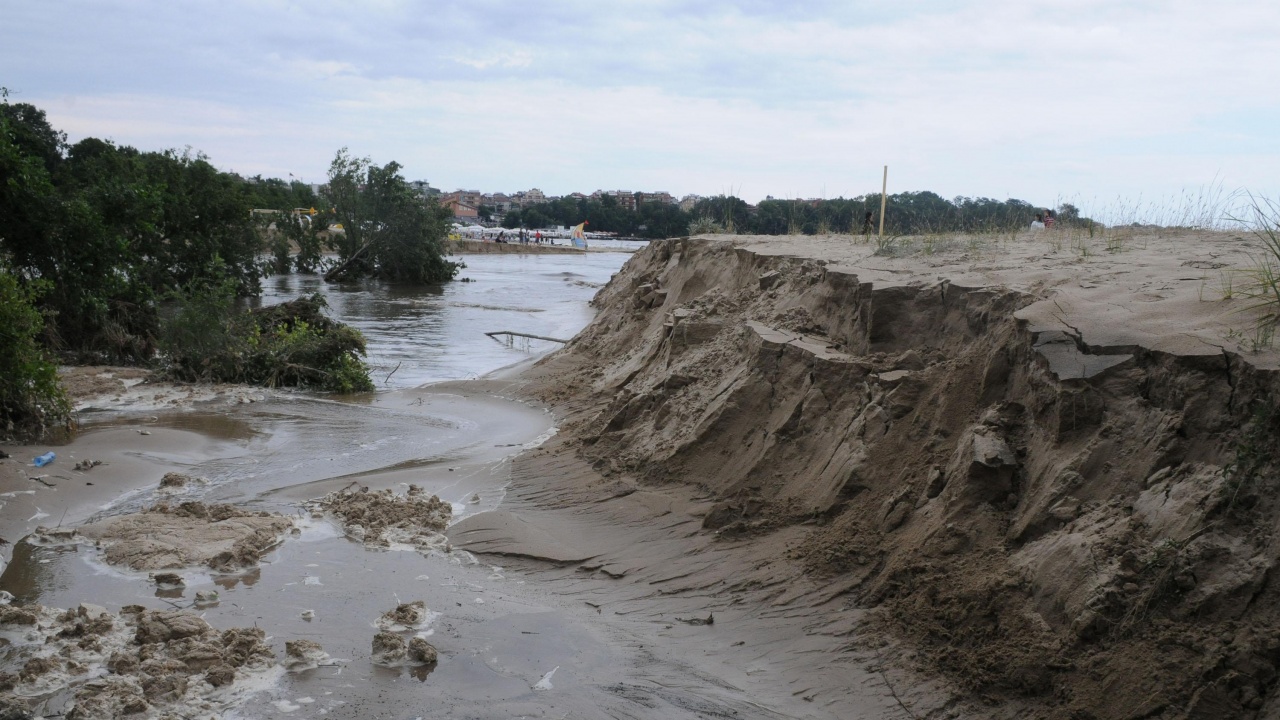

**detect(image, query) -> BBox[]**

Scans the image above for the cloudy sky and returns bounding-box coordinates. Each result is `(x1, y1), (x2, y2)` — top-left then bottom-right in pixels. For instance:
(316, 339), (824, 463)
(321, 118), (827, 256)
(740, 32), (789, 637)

(3, 1), (1277, 211)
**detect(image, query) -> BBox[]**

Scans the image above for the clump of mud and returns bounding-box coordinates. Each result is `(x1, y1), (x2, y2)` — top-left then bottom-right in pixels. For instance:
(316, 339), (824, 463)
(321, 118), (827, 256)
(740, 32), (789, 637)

(158, 471), (200, 490)
(0, 603), (277, 718)
(74, 501), (293, 573)
(310, 485), (451, 550)
(370, 601), (439, 669)
(370, 632), (437, 668)
(284, 639), (331, 672)
(377, 601), (429, 631)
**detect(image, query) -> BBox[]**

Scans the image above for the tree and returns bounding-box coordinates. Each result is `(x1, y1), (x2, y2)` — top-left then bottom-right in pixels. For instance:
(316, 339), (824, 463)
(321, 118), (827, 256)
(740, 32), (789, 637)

(0, 99), (65, 174)
(0, 262), (69, 439)
(323, 149), (460, 283)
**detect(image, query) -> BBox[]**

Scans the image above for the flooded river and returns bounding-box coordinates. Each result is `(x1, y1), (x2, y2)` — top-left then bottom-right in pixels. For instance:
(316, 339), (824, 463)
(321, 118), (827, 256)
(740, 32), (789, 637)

(0, 250), (712, 719)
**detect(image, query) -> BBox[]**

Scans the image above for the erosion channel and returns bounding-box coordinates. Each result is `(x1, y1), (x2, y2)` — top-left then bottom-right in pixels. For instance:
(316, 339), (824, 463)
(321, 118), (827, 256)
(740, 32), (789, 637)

(3, 234), (1280, 720)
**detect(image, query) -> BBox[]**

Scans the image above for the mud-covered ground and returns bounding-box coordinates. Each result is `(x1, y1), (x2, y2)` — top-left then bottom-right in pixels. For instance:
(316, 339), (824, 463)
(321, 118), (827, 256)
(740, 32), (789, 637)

(0, 375), (879, 719)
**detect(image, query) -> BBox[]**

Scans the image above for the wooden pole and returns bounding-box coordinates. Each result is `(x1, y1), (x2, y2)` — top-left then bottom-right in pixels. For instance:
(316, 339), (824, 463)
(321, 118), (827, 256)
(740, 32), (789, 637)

(878, 165), (888, 238)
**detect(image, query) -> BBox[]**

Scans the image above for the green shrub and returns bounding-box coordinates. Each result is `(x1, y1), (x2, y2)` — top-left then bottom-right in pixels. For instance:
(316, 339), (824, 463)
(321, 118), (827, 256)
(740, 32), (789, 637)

(160, 285), (374, 393)
(0, 264), (71, 439)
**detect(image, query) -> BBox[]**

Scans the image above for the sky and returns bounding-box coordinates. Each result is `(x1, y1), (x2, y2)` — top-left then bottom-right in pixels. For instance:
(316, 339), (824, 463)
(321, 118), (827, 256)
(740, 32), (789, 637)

(3, 0), (1278, 214)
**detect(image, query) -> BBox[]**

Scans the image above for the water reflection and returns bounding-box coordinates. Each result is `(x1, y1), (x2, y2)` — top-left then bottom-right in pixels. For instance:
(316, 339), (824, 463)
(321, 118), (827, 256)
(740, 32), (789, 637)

(1, 542), (69, 605)
(213, 568), (260, 591)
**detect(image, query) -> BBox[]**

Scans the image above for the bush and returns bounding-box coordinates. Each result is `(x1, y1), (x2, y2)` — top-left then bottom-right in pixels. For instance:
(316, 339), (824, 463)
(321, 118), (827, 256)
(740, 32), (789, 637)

(0, 265), (70, 439)
(160, 284), (374, 393)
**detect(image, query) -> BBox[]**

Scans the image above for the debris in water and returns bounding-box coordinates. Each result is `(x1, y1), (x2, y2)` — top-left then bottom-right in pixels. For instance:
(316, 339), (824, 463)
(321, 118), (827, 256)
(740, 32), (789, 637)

(308, 484), (451, 550)
(158, 472), (192, 489)
(284, 639), (331, 671)
(152, 572), (184, 588)
(408, 637), (438, 665)
(675, 613), (715, 626)
(74, 459), (103, 471)
(0, 603), (276, 718)
(300, 609), (315, 621)
(377, 601), (429, 631)
(371, 632), (407, 666)
(533, 666), (559, 690)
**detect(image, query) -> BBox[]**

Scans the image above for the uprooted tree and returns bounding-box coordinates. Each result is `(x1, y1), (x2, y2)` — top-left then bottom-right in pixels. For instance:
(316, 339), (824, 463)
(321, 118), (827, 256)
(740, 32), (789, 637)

(159, 278), (374, 393)
(323, 149), (460, 284)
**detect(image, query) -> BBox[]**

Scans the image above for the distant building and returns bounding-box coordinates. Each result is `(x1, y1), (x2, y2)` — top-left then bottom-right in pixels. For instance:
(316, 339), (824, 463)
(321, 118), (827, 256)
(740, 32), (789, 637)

(441, 198), (479, 219)
(443, 190), (483, 207)
(483, 193), (514, 213)
(593, 190), (637, 211)
(678, 194), (702, 212)
(637, 191), (675, 206)
(520, 188), (547, 206)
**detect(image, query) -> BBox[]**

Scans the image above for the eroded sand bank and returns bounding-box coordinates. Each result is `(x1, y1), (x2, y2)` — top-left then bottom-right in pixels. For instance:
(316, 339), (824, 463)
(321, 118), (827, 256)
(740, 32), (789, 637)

(477, 230), (1280, 719)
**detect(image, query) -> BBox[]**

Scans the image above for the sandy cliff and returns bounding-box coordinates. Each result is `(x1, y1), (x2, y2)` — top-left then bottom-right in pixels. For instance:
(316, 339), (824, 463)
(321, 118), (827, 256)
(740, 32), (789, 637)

(520, 232), (1280, 719)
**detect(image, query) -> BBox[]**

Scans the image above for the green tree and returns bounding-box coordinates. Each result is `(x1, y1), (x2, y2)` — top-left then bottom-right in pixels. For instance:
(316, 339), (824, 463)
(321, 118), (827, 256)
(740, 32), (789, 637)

(323, 149), (459, 283)
(0, 263), (70, 439)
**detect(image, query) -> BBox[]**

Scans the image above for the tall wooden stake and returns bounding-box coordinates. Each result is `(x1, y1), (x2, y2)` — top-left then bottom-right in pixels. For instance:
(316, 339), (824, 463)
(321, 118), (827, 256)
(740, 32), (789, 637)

(879, 165), (888, 238)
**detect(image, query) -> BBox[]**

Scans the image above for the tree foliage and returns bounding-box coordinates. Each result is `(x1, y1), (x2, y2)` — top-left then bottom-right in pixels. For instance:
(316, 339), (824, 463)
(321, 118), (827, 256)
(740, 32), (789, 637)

(324, 149), (459, 283)
(159, 281), (373, 393)
(0, 262), (70, 439)
(0, 100), (268, 361)
(0, 96), (401, 418)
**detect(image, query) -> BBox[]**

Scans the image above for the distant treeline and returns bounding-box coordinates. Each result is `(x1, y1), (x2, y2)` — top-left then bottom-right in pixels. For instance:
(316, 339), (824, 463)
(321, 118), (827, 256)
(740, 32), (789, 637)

(500, 192), (1094, 238)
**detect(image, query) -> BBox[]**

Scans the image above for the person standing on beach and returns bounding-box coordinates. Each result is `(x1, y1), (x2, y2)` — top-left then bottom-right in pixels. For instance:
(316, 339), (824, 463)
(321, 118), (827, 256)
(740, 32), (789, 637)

(1030, 213), (1046, 230)
(1044, 210), (1056, 229)
(861, 211), (875, 236)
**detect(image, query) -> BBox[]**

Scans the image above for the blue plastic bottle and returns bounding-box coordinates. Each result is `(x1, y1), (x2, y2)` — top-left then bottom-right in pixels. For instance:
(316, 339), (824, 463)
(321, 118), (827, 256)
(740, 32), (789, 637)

(33, 452), (55, 467)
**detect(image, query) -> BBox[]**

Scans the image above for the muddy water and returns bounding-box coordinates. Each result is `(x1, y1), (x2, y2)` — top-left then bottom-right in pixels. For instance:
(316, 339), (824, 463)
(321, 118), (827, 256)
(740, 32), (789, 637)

(257, 251), (631, 389)
(2, 251), (726, 719)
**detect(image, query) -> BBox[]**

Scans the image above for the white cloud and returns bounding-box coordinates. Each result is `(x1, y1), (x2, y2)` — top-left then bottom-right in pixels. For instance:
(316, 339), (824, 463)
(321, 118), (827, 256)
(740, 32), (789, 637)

(3, 0), (1278, 206)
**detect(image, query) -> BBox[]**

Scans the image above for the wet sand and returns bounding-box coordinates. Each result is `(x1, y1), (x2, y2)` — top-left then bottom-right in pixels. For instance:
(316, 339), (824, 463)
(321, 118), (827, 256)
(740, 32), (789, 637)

(0, 371), (875, 718)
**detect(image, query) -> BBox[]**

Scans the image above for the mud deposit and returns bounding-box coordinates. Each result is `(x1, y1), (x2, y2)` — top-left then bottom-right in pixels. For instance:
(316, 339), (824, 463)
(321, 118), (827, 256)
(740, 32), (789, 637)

(1, 381), (787, 719)
(0, 603), (276, 719)
(310, 485), (451, 549)
(73, 502), (293, 572)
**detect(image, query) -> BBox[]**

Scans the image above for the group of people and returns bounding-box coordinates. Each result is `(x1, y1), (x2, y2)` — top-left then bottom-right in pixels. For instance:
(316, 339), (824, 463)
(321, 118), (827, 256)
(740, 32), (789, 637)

(1030, 210), (1057, 230)
(494, 228), (549, 245)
